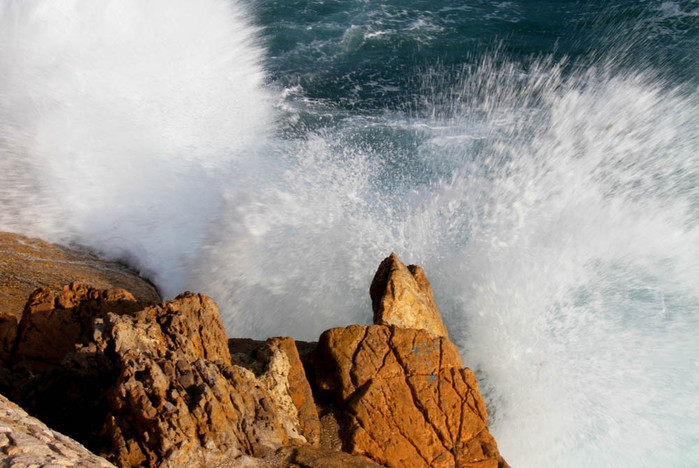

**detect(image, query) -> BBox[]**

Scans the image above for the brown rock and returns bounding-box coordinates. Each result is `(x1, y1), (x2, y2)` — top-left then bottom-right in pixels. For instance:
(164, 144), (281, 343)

(95, 293), (292, 466)
(314, 325), (506, 468)
(3, 291), (312, 467)
(370, 253), (449, 338)
(313, 256), (507, 468)
(229, 337), (322, 447)
(260, 337), (322, 446)
(12, 282), (144, 368)
(0, 232), (160, 363)
(315, 325), (463, 404)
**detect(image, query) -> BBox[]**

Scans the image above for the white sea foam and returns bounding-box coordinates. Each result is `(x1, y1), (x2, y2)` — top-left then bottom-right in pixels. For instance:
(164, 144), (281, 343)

(0, 0), (271, 292)
(1, 2), (698, 467)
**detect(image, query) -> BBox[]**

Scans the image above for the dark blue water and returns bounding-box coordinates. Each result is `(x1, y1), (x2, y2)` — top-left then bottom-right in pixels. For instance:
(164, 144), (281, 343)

(255, 0), (697, 111)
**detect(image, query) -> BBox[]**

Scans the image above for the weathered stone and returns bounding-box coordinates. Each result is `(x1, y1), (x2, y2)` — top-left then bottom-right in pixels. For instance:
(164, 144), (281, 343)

(94, 293), (292, 467)
(314, 324), (506, 468)
(260, 338), (322, 446)
(1, 283), (151, 450)
(0, 232), (160, 363)
(2, 291), (312, 467)
(370, 253), (449, 338)
(229, 337), (322, 447)
(0, 392), (115, 467)
(12, 282), (144, 368)
(315, 325), (462, 404)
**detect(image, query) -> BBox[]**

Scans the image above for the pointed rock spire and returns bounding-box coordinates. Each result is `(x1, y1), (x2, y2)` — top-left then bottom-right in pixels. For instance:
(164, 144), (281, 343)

(370, 253), (449, 338)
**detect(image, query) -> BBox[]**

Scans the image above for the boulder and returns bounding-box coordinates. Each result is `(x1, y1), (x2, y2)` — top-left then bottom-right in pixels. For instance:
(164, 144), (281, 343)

(0, 232), (160, 363)
(91, 293), (295, 467)
(1, 283), (154, 449)
(370, 253), (449, 338)
(256, 337), (322, 446)
(229, 337), (322, 447)
(0, 392), (115, 467)
(0, 245), (509, 468)
(313, 254), (508, 468)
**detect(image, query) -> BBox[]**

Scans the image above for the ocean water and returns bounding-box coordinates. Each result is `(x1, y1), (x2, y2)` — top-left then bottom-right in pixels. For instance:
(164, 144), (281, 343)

(1, 0), (698, 466)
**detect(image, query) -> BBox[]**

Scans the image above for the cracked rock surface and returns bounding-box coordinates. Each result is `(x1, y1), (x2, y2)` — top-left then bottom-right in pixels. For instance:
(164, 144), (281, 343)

(313, 254), (508, 468)
(0, 392), (115, 467)
(230, 337), (322, 447)
(0, 246), (509, 468)
(88, 293), (298, 467)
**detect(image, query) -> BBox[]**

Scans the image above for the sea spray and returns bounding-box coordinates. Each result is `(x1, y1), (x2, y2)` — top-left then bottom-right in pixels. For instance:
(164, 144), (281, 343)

(0, 0), (272, 292)
(1, 1), (698, 467)
(198, 57), (699, 467)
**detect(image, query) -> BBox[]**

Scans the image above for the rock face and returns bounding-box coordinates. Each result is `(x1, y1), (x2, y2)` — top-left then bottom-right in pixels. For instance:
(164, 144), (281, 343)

(370, 253), (449, 338)
(250, 337), (322, 446)
(0, 282), (160, 451)
(1, 288), (326, 467)
(82, 293), (306, 467)
(12, 282), (145, 368)
(0, 232), (161, 363)
(313, 253), (507, 468)
(0, 393), (115, 467)
(0, 247), (508, 468)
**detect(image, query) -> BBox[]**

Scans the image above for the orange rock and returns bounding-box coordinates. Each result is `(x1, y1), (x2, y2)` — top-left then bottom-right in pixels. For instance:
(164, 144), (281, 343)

(229, 336), (322, 447)
(96, 293), (292, 466)
(370, 253), (449, 338)
(314, 255), (508, 468)
(0, 232), (160, 363)
(315, 325), (506, 468)
(12, 282), (143, 368)
(263, 337), (322, 446)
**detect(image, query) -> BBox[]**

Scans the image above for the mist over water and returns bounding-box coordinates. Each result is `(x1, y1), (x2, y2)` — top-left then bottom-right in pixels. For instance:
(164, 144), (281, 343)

(0, 0), (272, 291)
(1, 0), (698, 466)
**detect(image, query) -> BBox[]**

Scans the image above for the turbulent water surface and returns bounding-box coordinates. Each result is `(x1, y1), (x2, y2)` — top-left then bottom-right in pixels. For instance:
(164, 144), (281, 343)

(1, 0), (698, 466)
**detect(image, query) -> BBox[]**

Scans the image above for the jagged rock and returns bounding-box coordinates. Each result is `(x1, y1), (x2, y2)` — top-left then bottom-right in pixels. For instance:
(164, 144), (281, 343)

(312, 254), (508, 468)
(2, 290), (312, 467)
(92, 293), (294, 467)
(0, 243), (509, 468)
(1, 283), (154, 450)
(0, 392), (115, 467)
(12, 282), (145, 368)
(314, 324), (505, 468)
(229, 337), (322, 447)
(258, 337), (322, 447)
(370, 253), (449, 338)
(0, 232), (160, 363)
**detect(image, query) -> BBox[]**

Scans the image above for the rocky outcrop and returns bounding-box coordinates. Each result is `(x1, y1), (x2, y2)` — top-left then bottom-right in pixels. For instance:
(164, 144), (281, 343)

(0, 393), (115, 467)
(0, 232), (160, 363)
(1, 289), (325, 467)
(12, 282), (145, 368)
(0, 283), (159, 451)
(77, 293), (308, 467)
(0, 247), (507, 468)
(312, 254), (507, 468)
(230, 337), (322, 447)
(370, 253), (449, 338)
